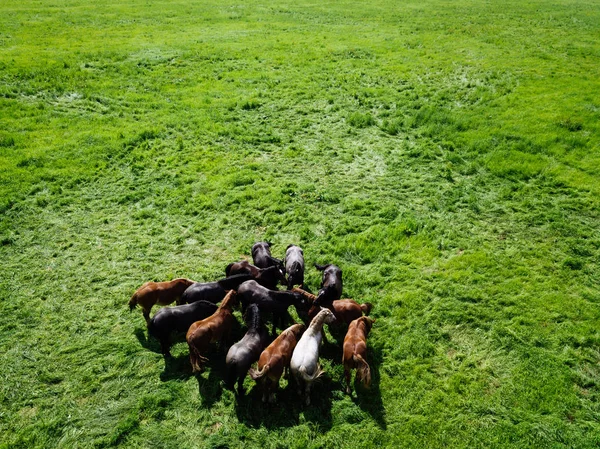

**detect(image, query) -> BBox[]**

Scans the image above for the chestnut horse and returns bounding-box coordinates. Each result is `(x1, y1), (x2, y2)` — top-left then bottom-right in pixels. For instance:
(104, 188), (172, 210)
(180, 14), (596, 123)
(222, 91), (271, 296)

(290, 308), (336, 405)
(342, 316), (375, 394)
(293, 288), (372, 325)
(249, 323), (305, 403)
(186, 290), (237, 373)
(129, 278), (195, 323)
(225, 261), (286, 290)
(224, 304), (270, 395)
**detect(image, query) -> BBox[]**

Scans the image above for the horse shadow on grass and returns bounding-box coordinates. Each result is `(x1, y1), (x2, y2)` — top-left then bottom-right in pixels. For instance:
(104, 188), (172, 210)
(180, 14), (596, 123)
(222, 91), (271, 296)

(134, 327), (161, 353)
(351, 343), (386, 429)
(234, 375), (335, 431)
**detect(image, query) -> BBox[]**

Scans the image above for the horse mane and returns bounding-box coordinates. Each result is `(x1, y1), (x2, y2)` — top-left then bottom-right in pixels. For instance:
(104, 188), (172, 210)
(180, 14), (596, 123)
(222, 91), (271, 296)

(244, 304), (262, 330)
(217, 273), (253, 290)
(219, 290), (237, 310)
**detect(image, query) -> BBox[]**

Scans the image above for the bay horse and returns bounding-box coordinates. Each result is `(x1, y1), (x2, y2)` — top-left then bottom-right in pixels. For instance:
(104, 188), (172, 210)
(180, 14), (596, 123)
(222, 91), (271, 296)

(314, 263), (342, 305)
(289, 308), (336, 405)
(342, 316), (375, 394)
(285, 244), (305, 290)
(186, 290), (238, 373)
(179, 273), (253, 305)
(128, 278), (195, 323)
(249, 323), (305, 403)
(251, 241), (283, 269)
(225, 261), (286, 290)
(148, 300), (218, 357)
(224, 304), (270, 395)
(237, 280), (309, 336)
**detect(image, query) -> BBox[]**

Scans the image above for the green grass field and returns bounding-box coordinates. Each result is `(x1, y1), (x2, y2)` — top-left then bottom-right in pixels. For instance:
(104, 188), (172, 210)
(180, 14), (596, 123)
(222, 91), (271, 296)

(1, 0), (599, 447)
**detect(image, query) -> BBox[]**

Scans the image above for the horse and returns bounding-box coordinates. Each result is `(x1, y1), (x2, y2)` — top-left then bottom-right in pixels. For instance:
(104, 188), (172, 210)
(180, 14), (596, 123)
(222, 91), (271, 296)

(342, 316), (375, 394)
(314, 263), (342, 305)
(179, 273), (253, 305)
(293, 288), (372, 341)
(289, 308), (336, 405)
(224, 304), (270, 395)
(285, 244), (305, 290)
(225, 261), (287, 290)
(237, 280), (309, 336)
(147, 300), (218, 357)
(249, 323), (306, 403)
(251, 241), (283, 269)
(186, 290), (238, 373)
(128, 278), (195, 323)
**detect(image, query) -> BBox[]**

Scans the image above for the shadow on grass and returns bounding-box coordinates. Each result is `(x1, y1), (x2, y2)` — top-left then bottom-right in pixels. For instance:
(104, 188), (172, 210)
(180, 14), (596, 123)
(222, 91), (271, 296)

(352, 343), (386, 429)
(234, 376), (335, 431)
(134, 327), (161, 353)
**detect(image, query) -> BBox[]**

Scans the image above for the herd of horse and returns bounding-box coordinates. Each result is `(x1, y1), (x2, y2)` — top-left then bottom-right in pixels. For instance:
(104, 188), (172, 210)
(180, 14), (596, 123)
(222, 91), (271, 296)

(129, 242), (375, 405)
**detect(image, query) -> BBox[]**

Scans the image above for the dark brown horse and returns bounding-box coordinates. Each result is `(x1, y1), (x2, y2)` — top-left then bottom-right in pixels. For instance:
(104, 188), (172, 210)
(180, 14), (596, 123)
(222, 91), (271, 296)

(148, 300), (218, 357)
(285, 244), (305, 290)
(224, 304), (270, 395)
(251, 241), (282, 269)
(314, 263), (342, 305)
(186, 291), (238, 372)
(129, 278), (195, 323)
(249, 323), (305, 403)
(342, 316), (375, 394)
(237, 280), (309, 335)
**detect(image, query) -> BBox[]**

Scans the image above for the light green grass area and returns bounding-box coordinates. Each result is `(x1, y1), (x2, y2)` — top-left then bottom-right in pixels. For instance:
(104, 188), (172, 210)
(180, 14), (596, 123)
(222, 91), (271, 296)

(1, 0), (599, 447)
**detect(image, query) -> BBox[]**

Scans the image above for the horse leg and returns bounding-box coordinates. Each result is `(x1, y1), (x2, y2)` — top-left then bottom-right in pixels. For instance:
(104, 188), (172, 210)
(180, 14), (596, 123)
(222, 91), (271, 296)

(160, 338), (172, 358)
(268, 378), (279, 404)
(143, 308), (151, 324)
(344, 366), (352, 395)
(304, 381), (312, 406)
(237, 375), (245, 396)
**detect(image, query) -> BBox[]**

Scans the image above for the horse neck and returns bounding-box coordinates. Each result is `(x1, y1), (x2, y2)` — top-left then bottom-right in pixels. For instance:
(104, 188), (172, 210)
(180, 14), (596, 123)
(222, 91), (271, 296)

(219, 292), (236, 310)
(308, 311), (330, 333)
(293, 288), (316, 302)
(246, 307), (261, 331)
(257, 266), (279, 282)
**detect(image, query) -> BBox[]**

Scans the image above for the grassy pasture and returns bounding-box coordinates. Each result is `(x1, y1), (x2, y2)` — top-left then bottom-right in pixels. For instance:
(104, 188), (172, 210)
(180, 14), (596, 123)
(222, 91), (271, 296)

(1, 0), (599, 447)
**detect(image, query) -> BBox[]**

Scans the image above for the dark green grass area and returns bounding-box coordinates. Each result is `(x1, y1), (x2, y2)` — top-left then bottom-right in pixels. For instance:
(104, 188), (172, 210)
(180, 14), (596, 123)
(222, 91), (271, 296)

(1, 0), (599, 447)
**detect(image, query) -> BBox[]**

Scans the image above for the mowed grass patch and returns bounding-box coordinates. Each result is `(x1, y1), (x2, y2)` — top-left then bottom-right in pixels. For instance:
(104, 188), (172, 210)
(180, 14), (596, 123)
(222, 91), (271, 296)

(1, 0), (600, 448)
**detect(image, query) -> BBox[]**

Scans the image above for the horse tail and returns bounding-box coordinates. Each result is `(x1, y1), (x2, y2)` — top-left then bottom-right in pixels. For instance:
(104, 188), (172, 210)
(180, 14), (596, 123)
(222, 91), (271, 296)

(249, 363), (269, 381)
(297, 364), (324, 383)
(128, 292), (138, 311)
(360, 303), (373, 315)
(353, 354), (371, 388)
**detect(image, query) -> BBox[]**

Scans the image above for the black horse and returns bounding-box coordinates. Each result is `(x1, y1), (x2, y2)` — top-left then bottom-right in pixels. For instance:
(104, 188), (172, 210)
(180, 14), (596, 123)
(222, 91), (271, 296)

(285, 244), (305, 290)
(224, 304), (270, 395)
(148, 300), (218, 357)
(237, 280), (309, 335)
(251, 241), (283, 269)
(314, 263), (343, 305)
(179, 273), (254, 305)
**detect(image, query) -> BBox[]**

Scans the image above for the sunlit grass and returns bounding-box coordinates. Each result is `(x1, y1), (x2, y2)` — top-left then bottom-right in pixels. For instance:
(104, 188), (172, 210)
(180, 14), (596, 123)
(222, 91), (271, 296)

(1, 0), (599, 448)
